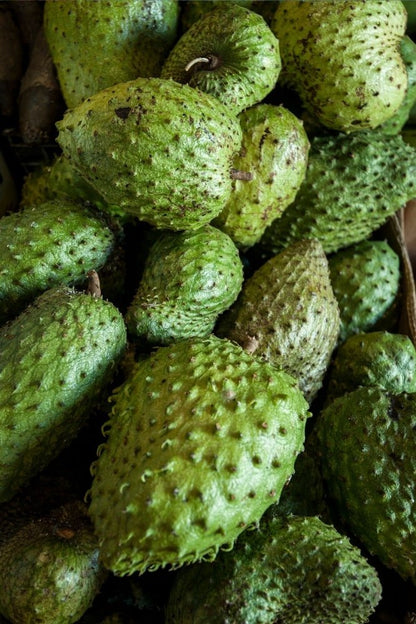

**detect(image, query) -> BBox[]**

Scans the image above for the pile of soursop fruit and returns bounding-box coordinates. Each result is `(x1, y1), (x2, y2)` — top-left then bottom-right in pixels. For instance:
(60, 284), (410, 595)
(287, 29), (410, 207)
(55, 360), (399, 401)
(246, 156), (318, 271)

(3, 1), (416, 622)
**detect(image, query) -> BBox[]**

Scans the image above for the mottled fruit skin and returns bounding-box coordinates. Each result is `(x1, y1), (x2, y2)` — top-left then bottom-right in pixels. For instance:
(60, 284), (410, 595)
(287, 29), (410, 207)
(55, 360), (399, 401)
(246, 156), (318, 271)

(317, 387), (416, 583)
(125, 225), (244, 345)
(324, 331), (416, 406)
(0, 501), (107, 624)
(328, 239), (401, 342)
(44, 0), (179, 108)
(0, 287), (127, 503)
(166, 514), (381, 624)
(0, 199), (117, 324)
(88, 335), (309, 575)
(260, 131), (416, 255)
(213, 103), (309, 249)
(271, 0), (407, 132)
(57, 77), (242, 230)
(217, 239), (340, 403)
(161, 3), (281, 115)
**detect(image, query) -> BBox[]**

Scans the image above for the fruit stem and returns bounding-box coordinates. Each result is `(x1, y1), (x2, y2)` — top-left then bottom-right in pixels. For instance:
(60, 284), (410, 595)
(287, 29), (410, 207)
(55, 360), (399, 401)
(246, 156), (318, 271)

(185, 54), (221, 73)
(230, 168), (253, 181)
(86, 269), (102, 298)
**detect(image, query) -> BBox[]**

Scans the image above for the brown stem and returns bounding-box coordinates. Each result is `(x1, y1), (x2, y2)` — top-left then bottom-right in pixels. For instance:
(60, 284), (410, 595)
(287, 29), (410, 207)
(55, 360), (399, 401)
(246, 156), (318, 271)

(185, 54), (221, 73)
(230, 168), (253, 181)
(86, 270), (102, 298)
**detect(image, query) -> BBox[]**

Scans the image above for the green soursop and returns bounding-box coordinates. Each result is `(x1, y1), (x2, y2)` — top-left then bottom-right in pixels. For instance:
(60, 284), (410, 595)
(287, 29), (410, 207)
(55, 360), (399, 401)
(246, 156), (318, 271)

(44, 0), (179, 108)
(161, 3), (281, 115)
(271, 0), (408, 132)
(213, 103), (310, 249)
(0, 284), (127, 502)
(217, 238), (340, 403)
(328, 239), (401, 342)
(56, 77), (242, 230)
(88, 335), (309, 575)
(125, 225), (244, 345)
(260, 131), (416, 255)
(316, 387), (416, 583)
(165, 514), (382, 624)
(0, 198), (119, 324)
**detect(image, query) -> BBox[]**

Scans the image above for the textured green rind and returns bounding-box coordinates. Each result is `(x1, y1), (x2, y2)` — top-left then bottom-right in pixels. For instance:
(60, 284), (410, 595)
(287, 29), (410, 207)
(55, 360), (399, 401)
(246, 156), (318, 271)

(180, 1), (254, 31)
(88, 335), (309, 575)
(316, 387), (416, 583)
(271, 0), (407, 132)
(328, 239), (401, 342)
(0, 287), (127, 503)
(166, 514), (382, 624)
(125, 225), (244, 345)
(44, 0), (179, 108)
(217, 239), (340, 403)
(0, 199), (118, 324)
(324, 331), (416, 406)
(161, 4), (281, 115)
(259, 131), (416, 255)
(56, 77), (242, 230)
(213, 103), (309, 249)
(0, 501), (107, 624)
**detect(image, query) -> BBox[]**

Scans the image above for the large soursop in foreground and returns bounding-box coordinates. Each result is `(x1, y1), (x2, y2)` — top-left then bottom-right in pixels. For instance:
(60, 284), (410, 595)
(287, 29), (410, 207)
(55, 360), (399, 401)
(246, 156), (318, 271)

(88, 335), (309, 575)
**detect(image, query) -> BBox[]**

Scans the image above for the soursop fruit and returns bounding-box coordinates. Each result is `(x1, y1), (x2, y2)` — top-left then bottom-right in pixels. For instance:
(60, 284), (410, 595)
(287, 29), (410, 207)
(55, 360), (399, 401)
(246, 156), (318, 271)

(316, 387), (416, 583)
(161, 3), (281, 115)
(0, 283), (127, 503)
(125, 225), (244, 346)
(212, 103), (310, 249)
(88, 335), (309, 575)
(259, 131), (416, 255)
(324, 331), (416, 405)
(44, 0), (179, 108)
(271, 0), (408, 132)
(165, 514), (382, 624)
(0, 499), (107, 624)
(328, 239), (401, 342)
(0, 198), (119, 324)
(217, 238), (340, 403)
(180, 1), (254, 31)
(56, 77), (242, 231)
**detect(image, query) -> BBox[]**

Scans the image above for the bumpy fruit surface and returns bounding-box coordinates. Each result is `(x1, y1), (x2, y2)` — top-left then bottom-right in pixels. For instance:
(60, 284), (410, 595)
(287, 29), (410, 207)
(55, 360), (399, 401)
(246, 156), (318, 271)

(166, 514), (382, 624)
(0, 199), (117, 324)
(57, 77), (242, 230)
(88, 335), (309, 575)
(213, 103), (309, 248)
(0, 286), (127, 502)
(44, 0), (179, 108)
(217, 238), (340, 403)
(271, 0), (407, 132)
(161, 3), (281, 115)
(125, 225), (243, 345)
(260, 131), (416, 254)
(317, 387), (416, 583)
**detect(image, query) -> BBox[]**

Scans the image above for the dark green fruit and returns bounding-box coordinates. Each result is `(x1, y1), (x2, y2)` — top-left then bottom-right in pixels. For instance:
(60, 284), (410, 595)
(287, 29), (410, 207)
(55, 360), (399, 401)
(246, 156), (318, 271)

(88, 335), (309, 575)
(0, 284), (127, 502)
(56, 77), (242, 230)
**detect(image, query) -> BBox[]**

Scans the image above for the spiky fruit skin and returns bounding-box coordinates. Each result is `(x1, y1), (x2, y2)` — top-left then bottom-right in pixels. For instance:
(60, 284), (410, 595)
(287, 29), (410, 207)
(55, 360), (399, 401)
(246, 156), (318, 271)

(0, 287), (127, 503)
(380, 36), (416, 135)
(271, 0), (407, 132)
(0, 199), (118, 324)
(161, 4), (281, 115)
(125, 225), (243, 346)
(217, 239), (340, 403)
(317, 387), (416, 583)
(44, 0), (179, 108)
(56, 78), (242, 230)
(328, 239), (401, 342)
(260, 131), (416, 255)
(180, 1), (254, 31)
(325, 331), (416, 406)
(166, 514), (381, 624)
(0, 501), (107, 624)
(213, 104), (309, 249)
(88, 335), (309, 575)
